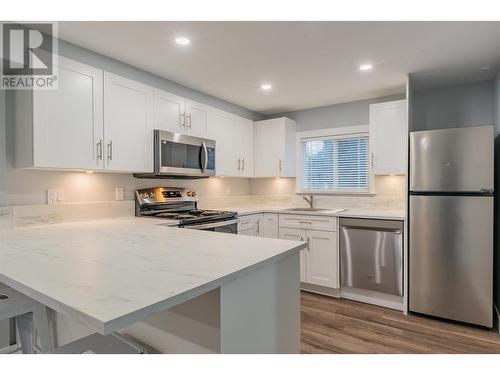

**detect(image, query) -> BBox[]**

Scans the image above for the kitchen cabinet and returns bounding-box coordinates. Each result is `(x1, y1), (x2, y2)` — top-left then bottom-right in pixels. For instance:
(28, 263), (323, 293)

(153, 89), (186, 133)
(369, 99), (408, 175)
(237, 214), (262, 236)
(261, 213), (279, 238)
(279, 214), (339, 289)
(279, 227), (307, 282)
(254, 117), (296, 177)
(238, 213), (279, 238)
(306, 230), (338, 288)
(210, 109), (253, 177)
(14, 56), (104, 170)
(185, 99), (210, 138)
(103, 72), (154, 173)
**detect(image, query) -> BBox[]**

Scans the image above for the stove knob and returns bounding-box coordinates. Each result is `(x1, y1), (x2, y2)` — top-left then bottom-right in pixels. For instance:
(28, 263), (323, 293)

(142, 193), (149, 199)
(148, 192), (155, 198)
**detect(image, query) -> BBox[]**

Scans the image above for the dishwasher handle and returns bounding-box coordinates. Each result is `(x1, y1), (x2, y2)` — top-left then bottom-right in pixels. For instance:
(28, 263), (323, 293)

(341, 225), (402, 234)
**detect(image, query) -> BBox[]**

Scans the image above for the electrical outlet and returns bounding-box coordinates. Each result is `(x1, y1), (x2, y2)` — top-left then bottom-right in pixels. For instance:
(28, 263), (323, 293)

(115, 187), (124, 201)
(47, 189), (64, 205)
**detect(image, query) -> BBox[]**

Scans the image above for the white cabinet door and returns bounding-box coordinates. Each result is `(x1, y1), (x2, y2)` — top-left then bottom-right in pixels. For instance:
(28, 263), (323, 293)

(33, 56), (104, 170)
(237, 118), (254, 177)
(104, 72), (154, 173)
(279, 227), (307, 282)
(238, 214), (262, 236)
(254, 117), (296, 177)
(369, 100), (408, 175)
(210, 109), (254, 177)
(262, 213), (279, 238)
(306, 230), (338, 288)
(186, 99), (210, 138)
(154, 89), (186, 133)
(210, 110), (237, 176)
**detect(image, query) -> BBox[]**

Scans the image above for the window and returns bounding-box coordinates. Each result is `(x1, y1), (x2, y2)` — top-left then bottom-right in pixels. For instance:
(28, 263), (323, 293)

(300, 134), (370, 193)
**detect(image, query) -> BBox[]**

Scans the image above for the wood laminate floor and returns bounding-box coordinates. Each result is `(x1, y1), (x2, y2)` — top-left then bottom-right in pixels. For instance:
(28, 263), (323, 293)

(301, 291), (500, 354)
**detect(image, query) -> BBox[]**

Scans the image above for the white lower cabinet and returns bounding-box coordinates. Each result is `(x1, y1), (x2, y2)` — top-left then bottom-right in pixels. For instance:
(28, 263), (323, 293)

(279, 227), (308, 282)
(279, 214), (339, 289)
(237, 213), (279, 238)
(261, 213), (279, 238)
(237, 214), (262, 237)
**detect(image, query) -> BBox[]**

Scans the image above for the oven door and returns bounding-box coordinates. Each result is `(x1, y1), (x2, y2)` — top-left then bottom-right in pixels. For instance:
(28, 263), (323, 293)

(182, 219), (239, 234)
(155, 130), (216, 177)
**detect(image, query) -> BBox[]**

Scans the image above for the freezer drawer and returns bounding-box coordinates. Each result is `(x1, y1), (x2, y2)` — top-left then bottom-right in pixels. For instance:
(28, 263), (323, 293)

(409, 195), (493, 327)
(340, 218), (403, 297)
(410, 126), (494, 192)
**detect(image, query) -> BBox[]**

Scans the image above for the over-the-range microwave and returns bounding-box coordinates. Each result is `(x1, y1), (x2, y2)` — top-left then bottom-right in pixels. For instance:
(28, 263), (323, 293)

(134, 130), (216, 179)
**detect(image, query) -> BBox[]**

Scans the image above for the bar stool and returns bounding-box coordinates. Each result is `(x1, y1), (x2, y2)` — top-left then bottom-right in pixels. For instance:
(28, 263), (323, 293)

(0, 285), (53, 353)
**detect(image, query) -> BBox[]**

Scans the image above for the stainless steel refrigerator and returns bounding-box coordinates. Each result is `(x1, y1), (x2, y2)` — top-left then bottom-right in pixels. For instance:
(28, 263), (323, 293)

(409, 125), (494, 327)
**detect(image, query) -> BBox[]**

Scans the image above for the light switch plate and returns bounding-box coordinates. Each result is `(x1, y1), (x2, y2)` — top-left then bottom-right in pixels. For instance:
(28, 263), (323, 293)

(47, 189), (64, 205)
(115, 187), (124, 201)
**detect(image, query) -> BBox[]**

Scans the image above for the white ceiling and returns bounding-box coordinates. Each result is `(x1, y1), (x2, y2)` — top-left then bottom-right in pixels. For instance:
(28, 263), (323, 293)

(58, 21), (500, 115)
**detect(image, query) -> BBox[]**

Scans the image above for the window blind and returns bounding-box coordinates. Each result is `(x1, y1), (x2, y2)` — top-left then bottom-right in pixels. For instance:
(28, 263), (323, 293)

(301, 135), (370, 192)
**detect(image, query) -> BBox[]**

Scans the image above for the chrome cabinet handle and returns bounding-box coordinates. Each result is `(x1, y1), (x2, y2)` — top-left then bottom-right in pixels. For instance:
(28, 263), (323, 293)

(298, 221), (312, 224)
(96, 140), (103, 160)
(278, 159), (282, 173)
(181, 112), (186, 128)
(187, 113), (192, 129)
(371, 152), (374, 168)
(242, 158), (245, 171)
(306, 236), (310, 250)
(256, 219), (260, 235)
(107, 141), (113, 161)
(237, 158), (241, 170)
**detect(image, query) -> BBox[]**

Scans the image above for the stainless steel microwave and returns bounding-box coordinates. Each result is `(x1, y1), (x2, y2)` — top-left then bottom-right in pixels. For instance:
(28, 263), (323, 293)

(135, 130), (216, 179)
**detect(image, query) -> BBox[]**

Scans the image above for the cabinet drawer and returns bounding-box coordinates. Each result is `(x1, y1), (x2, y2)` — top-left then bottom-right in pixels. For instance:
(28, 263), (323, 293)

(279, 214), (337, 231)
(238, 214), (262, 232)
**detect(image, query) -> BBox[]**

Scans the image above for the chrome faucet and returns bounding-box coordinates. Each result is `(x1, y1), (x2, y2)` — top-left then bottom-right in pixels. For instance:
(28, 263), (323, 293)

(303, 195), (314, 209)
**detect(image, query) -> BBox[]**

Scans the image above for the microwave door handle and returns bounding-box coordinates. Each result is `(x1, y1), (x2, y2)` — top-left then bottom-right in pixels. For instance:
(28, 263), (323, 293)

(201, 142), (208, 172)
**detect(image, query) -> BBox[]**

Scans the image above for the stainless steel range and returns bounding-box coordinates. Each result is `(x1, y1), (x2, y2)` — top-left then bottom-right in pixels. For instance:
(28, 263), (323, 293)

(135, 187), (238, 233)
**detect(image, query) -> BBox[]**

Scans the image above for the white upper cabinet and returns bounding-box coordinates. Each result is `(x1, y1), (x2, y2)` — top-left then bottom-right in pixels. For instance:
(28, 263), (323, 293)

(210, 109), (253, 177)
(103, 72), (154, 173)
(369, 99), (408, 175)
(185, 99), (210, 138)
(153, 89), (186, 133)
(254, 117), (296, 177)
(15, 56), (104, 170)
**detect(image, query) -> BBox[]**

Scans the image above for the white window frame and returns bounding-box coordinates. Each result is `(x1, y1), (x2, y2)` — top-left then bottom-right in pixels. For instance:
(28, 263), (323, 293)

(296, 125), (375, 195)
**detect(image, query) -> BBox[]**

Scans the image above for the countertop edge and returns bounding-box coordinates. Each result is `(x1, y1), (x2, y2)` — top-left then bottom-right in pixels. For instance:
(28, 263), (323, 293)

(0, 240), (306, 335)
(233, 208), (406, 220)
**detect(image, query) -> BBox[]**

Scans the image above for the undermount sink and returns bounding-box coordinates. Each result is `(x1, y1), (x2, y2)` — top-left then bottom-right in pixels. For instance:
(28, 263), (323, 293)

(285, 207), (346, 213)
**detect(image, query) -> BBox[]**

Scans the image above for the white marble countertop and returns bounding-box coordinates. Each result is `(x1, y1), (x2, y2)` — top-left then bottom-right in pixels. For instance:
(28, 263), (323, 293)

(206, 205), (406, 220)
(0, 217), (305, 334)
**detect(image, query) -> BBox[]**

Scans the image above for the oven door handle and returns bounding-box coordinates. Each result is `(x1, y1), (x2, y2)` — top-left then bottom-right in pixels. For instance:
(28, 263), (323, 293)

(201, 142), (208, 173)
(184, 218), (239, 230)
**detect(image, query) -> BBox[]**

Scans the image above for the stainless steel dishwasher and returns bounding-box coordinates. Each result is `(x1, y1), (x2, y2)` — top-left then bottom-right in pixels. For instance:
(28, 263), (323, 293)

(339, 218), (403, 297)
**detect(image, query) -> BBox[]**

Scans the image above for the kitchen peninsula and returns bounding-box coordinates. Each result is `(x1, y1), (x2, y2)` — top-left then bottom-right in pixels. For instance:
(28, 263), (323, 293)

(0, 218), (305, 353)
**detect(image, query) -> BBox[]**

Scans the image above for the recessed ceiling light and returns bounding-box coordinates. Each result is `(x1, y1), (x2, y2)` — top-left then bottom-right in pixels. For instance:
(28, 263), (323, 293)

(175, 37), (190, 46)
(261, 83), (272, 91)
(479, 65), (491, 71)
(359, 64), (373, 71)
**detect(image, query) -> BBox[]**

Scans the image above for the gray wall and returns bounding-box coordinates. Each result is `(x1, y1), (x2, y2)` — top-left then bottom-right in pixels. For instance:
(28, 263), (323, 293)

(57, 38), (263, 121)
(494, 71), (500, 314)
(270, 94), (405, 131)
(412, 80), (495, 131)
